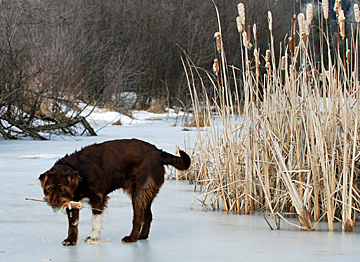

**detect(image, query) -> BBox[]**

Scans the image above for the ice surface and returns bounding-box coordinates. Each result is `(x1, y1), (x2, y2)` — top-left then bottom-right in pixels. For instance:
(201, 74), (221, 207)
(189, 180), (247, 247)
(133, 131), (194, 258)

(1, 111), (360, 261)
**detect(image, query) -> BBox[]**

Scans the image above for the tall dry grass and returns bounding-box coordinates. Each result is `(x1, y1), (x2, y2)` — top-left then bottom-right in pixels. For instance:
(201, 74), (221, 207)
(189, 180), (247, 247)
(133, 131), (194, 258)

(184, 1), (360, 231)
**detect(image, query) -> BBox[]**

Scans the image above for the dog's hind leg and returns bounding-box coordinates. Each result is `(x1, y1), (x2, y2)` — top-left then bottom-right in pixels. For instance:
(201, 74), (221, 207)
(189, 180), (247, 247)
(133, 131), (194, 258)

(85, 195), (109, 243)
(122, 196), (143, 243)
(123, 178), (161, 242)
(137, 202), (153, 240)
(62, 208), (80, 246)
(138, 181), (162, 240)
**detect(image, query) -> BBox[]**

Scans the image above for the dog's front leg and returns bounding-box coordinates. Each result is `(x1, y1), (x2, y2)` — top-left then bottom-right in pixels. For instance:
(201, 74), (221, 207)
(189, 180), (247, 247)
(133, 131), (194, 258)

(62, 208), (80, 246)
(85, 212), (104, 243)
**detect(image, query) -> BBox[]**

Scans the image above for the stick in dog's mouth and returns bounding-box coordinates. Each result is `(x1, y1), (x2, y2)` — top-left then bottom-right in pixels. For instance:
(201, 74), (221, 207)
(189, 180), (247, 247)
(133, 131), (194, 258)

(14, 197), (84, 210)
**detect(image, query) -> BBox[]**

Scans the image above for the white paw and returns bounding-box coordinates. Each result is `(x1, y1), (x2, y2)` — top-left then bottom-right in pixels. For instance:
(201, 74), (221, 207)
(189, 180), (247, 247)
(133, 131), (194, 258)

(85, 235), (100, 244)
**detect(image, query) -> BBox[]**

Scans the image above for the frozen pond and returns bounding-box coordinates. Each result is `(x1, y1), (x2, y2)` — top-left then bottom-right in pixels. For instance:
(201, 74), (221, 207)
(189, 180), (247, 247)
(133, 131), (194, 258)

(1, 115), (360, 261)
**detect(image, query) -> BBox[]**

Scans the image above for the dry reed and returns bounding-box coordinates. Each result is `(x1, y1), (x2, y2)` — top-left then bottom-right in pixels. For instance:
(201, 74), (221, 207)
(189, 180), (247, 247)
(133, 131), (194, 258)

(183, 1), (360, 232)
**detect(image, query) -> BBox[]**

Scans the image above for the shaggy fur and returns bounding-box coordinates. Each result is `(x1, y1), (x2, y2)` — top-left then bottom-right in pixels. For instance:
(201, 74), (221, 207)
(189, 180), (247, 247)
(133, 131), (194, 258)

(39, 138), (191, 246)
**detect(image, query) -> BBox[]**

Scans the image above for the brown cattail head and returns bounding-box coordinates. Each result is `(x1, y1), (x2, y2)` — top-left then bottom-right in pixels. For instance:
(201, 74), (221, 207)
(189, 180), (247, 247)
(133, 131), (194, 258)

(266, 62), (271, 72)
(214, 32), (221, 52)
(254, 49), (259, 63)
(334, 0), (341, 13)
(238, 3), (245, 26)
(323, 0), (329, 20)
(213, 59), (219, 76)
(253, 24), (257, 41)
(340, 20), (345, 39)
(354, 4), (360, 23)
(281, 56), (286, 70)
(268, 11), (273, 32)
(236, 16), (243, 33)
(289, 37), (293, 53)
(346, 49), (351, 64)
(306, 3), (313, 25)
(339, 10), (345, 39)
(266, 49), (271, 64)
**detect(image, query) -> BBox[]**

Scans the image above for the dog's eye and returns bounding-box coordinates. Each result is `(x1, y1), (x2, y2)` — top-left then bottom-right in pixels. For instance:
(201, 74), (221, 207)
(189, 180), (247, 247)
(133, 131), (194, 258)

(44, 186), (53, 194)
(59, 187), (67, 193)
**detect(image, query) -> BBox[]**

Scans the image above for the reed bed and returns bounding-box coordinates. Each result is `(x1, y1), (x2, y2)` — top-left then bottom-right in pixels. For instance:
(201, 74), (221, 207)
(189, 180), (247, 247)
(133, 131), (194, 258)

(184, 1), (360, 231)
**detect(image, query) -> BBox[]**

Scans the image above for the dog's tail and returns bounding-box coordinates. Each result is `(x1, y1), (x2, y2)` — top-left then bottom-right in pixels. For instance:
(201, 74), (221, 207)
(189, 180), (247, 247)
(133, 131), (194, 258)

(160, 150), (191, 170)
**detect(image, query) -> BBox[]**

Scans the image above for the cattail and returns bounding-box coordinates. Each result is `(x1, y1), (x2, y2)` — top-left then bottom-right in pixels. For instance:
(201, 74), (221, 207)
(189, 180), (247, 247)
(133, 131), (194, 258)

(340, 19), (345, 39)
(266, 49), (270, 63)
(242, 31), (248, 49)
(253, 24), (257, 41)
(254, 49), (259, 63)
(354, 4), (360, 23)
(305, 20), (310, 36)
(213, 59), (219, 76)
(334, 0), (341, 13)
(293, 14), (297, 34)
(266, 49), (271, 71)
(323, 0), (329, 20)
(298, 13), (306, 41)
(339, 9), (345, 22)
(339, 10), (345, 39)
(238, 3), (245, 26)
(306, 3), (313, 25)
(293, 14), (296, 46)
(236, 16), (243, 33)
(298, 13), (306, 35)
(281, 56), (286, 70)
(268, 11), (273, 32)
(289, 36), (293, 54)
(254, 49), (260, 76)
(246, 25), (251, 48)
(214, 32), (221, 53)
(346, 49), (350, 64)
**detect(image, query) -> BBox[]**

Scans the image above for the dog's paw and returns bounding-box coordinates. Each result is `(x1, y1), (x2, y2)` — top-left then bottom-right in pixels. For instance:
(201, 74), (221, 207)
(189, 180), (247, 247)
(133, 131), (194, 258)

(137, 234), (149, 240)
(121, 235), (137, 243)
(85, 235), (100, 244)
(62, 238), (77, 246)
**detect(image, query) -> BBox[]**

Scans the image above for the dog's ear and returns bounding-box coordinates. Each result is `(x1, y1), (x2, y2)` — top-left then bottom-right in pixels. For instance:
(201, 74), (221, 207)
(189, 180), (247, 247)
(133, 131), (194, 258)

(39, 171), (49, 188)
(66, 171), (80, 191)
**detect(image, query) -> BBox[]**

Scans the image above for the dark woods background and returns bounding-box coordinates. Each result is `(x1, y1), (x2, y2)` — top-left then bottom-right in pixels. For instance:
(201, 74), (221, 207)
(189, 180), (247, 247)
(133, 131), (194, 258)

(0, 0), (355, 138)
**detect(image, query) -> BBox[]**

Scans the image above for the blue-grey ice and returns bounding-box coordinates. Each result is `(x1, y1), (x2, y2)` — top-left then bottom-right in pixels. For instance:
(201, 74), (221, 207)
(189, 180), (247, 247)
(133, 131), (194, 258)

(1, 112), (360, 261)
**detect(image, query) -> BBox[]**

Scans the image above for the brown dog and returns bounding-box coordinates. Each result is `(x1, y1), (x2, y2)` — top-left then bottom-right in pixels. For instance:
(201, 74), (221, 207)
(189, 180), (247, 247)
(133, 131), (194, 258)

(39, 138), (191, 245)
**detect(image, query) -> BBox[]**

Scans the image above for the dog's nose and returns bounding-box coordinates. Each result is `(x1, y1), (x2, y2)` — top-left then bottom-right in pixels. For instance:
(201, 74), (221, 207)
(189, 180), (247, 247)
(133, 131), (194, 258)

(51, 201), (58, 207)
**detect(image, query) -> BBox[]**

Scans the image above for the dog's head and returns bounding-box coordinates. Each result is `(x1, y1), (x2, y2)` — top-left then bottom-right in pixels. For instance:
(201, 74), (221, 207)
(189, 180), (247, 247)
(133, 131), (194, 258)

(39, 165), (80, 211)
